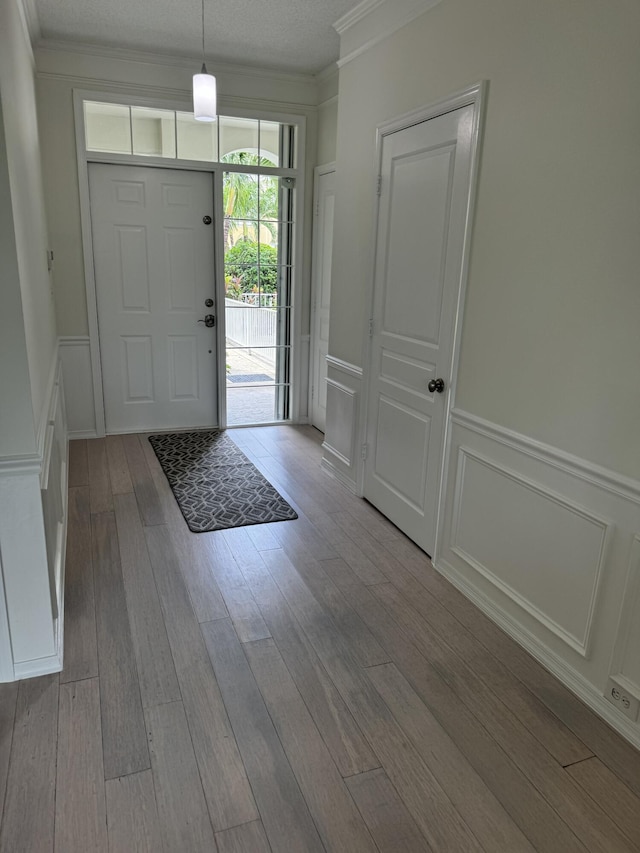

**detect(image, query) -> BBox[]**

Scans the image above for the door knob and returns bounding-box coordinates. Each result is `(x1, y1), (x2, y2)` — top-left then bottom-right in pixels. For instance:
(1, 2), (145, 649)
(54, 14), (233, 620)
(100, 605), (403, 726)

(202, 215), (212, 225)
(198, 314), (216, 327)
(428, 378), (445, 394)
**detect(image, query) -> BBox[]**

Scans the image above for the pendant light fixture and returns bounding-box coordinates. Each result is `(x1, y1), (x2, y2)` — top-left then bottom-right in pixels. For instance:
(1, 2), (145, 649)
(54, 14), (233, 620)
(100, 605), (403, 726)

(193, 0), (217, 121)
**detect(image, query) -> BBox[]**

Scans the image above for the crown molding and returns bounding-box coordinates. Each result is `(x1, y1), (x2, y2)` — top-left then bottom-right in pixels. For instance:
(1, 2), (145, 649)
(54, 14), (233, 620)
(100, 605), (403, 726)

(333, 0), (387, 35)
(18, 0), (40, 43)
(34, 38), (316, 86)
(334, 0), (443, 69)
(315, 62), (339, 84)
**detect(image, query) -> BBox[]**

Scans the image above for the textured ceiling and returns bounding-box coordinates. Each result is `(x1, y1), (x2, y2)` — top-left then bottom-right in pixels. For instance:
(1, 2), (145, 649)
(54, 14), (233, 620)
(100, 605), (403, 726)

(34, 0), (355, 74)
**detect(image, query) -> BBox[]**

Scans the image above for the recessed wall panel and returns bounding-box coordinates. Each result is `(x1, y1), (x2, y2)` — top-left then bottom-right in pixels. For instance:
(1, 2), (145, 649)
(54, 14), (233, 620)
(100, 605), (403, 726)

(452, 450), (608, 653)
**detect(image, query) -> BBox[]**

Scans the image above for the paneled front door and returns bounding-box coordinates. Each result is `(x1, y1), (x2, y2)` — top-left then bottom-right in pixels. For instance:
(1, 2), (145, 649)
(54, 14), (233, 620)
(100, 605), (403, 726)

(89, 164), (218, 433)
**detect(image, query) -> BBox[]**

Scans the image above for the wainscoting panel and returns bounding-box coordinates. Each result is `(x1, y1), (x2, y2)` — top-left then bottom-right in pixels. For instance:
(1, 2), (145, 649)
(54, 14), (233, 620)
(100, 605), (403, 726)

(0, 356), (67, 680)
(59, 336), (97, 437)
(435, 410), (640, 748)
(321, 356), (362, 493)
(451, 448), (609, 656)
(609, 536), (640, 703)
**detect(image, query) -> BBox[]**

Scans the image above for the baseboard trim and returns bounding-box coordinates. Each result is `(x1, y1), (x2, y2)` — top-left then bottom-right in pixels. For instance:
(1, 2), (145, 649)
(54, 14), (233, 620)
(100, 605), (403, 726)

(434, 554), (640, 752)
(320, 455), (360, 495)
(68, 430), (98, 440)
(13, 651), (63, 680)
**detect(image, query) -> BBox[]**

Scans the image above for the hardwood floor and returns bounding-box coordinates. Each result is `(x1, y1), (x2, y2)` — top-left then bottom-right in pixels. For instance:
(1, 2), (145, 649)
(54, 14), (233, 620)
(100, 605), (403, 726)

(1, 425), (639, 851)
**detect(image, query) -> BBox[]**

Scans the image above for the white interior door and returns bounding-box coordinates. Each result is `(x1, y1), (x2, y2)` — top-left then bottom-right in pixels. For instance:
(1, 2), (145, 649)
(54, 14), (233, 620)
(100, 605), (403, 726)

(89, 164), (218, 433)
(310, 165), (336, 432)
(364, 106), (474, 555)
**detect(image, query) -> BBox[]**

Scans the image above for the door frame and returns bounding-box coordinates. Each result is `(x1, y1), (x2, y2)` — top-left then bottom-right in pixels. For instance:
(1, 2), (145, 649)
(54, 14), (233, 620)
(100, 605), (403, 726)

(72, 88), (307, 436)
(359, 81), (488, 562)
(308, 161), (336, 430)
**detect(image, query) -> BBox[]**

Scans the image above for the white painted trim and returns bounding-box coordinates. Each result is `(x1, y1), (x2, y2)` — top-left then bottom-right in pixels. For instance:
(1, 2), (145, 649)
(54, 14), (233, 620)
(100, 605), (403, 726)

(35, 343), (60, 462)
(0, 455), (42, 475)
(335, 0), (443, 69)
(73, 89), (308, 436)
(318, 95), (338, 110)
(450, 446), (611, 658)
(608, 535), (640, 700)
(17, 0), (40, 44)
(322, 441), (351, 468)
(35, 38), (316, 86)
(433, 552), (640, 752)
(360, 82), (487, 539)
(13, 646), (63, 680)
(74, 91), (107, 437)
(0, 551), (15, 683)
(59, 335), (90, 346)
(334, 0), (387, 35)
(326, 355), (363, 379)
(68, 430), (99, 440)
(320, 455), (360, 495)
(450, 408), (640, 505)
(315, 63), (339, 84)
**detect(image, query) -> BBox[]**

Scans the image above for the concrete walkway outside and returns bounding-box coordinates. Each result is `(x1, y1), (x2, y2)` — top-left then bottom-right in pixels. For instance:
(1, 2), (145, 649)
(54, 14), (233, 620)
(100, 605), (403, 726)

(226, 345), (279, 425)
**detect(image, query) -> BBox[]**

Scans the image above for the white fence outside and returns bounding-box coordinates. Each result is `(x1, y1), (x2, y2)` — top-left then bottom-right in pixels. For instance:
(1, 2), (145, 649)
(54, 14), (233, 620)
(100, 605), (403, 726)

(225, 299), (277, 365)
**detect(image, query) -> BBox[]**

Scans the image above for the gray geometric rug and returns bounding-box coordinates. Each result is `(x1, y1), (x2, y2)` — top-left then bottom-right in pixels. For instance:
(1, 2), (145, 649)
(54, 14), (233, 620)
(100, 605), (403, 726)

(227, 373), (273, 384)
(148, 430), (297, 533)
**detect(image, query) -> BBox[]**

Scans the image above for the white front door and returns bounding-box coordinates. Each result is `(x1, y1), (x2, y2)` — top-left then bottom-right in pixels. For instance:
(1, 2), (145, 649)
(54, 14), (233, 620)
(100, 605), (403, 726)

(310, 166), (336, 432)
(364, 105), (474, 555)
(89, 164), (218, 433)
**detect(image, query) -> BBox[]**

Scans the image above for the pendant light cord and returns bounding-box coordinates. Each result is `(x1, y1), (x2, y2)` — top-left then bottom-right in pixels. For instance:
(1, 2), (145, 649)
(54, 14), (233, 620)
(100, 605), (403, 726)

(201, 0), (205, 61)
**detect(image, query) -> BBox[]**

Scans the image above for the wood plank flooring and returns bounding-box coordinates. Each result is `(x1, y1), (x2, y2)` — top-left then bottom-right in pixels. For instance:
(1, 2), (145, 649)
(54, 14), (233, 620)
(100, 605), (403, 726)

(1, 425), (640, 852)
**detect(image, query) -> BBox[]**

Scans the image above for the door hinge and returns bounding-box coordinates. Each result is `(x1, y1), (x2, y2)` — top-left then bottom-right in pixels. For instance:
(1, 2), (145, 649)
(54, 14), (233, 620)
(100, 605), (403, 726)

(315, 199), (320, 216)
(376, 175), (382, 196)
(368, 318), (374, 338)
(361, 443), (368, 460)
(311, 385), (315, 400)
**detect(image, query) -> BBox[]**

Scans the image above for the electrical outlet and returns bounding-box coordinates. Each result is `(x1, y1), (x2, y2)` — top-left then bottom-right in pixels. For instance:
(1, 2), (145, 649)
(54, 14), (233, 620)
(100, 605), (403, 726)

(605, 679), (640, 721)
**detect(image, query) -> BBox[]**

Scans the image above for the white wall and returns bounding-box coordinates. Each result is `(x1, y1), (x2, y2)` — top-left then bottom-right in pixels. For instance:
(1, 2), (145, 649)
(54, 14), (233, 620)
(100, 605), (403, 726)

(329, 0), (640, 481)
(0, 0), (58, 446)
(326, 0), (640, 748)
(316, 66), (338, 165)
(0, 0), (66, 681)
(0, 103), (37, 458)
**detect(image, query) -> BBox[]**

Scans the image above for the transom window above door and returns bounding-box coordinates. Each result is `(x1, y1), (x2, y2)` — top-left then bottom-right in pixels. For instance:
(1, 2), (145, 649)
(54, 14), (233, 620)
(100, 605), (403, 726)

(83, 101), (294, 167)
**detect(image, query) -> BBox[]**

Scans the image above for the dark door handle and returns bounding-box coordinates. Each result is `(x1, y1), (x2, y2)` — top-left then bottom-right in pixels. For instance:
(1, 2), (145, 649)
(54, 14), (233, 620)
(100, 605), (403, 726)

(198, 314), (216, 327)
(428, 378), (445, 394)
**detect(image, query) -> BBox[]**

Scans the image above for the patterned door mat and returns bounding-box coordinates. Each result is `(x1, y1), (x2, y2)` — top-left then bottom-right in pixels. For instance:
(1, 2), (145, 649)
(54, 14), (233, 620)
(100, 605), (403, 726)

(227, 374), (273, 384)
(148, 430), (297, 533)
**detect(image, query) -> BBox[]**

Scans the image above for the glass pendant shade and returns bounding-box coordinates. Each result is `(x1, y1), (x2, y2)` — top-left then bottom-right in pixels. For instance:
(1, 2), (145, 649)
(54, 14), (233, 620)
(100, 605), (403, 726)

(193, 64), (217, 122)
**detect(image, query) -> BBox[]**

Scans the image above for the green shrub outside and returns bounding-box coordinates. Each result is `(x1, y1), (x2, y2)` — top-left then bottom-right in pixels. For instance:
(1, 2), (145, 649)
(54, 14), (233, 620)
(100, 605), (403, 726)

(225, 240), (278, 294)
